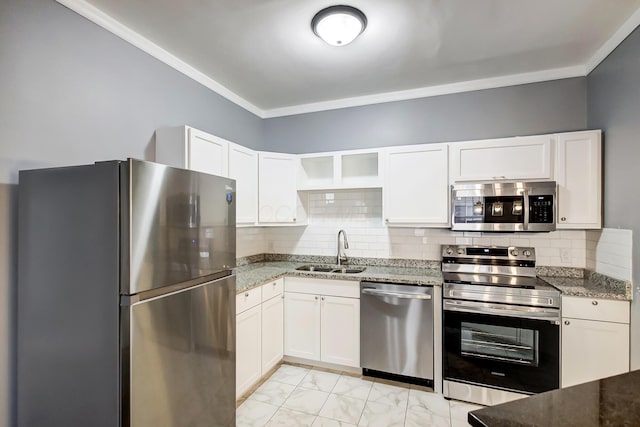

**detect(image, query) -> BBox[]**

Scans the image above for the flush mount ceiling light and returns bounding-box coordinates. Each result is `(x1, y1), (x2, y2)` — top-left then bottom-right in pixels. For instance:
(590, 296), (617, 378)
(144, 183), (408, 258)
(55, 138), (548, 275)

(311, 5), (367, 46)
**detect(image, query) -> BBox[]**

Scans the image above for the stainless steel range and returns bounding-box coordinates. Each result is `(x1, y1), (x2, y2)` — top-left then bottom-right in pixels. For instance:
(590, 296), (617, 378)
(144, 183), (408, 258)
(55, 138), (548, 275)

(441, 245), (560, 406)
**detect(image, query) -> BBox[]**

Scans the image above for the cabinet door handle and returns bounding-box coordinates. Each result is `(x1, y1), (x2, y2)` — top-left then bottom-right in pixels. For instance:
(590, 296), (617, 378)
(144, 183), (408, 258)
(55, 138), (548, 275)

(245, 292), (249, 297)
(592, 300), (598, 306)
(314, 296), (318, 300)
(321, 297), (325, 301)
(564, 320), (570, 325)
(561, 217), (567, 222)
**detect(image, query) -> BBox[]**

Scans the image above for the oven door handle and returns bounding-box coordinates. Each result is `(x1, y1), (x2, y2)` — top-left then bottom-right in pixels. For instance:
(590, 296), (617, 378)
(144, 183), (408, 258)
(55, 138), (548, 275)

(444, 299), (560, 322)
(362, 288), (432, 300)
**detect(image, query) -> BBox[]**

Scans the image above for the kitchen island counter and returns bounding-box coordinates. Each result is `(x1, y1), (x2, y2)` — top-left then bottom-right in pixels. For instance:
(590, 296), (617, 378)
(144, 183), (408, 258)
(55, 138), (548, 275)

(468, 369), (640, 427)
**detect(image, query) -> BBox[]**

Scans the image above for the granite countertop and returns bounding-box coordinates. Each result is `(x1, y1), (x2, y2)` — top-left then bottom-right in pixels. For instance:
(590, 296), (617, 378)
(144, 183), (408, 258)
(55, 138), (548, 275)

(468, 369), (640, 427)
(234, 256), (631, 300)
(539, 270), (632, 301)
(234, 261), (443, 293)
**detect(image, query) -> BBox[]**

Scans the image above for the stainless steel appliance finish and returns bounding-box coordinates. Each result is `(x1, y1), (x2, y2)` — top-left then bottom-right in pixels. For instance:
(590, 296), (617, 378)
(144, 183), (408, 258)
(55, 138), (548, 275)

(336, 229), (349, 265)
(442, 245), (561, 406)
(18, 159), (236, 427)
(360, 281), (434, 384)
(126, 275), (235, 426)
(122, 159), (235, 295)
(451, 181), (556, 232)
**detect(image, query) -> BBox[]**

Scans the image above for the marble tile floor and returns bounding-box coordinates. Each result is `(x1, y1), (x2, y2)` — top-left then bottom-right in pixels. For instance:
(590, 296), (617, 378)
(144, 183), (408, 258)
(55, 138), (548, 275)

(236, 364), (483, 427)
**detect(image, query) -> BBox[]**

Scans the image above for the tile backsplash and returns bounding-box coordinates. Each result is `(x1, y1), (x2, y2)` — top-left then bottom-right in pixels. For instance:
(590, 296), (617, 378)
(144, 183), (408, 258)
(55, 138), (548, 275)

(236, 189), (621, 269)
(587, 228), (633, 281)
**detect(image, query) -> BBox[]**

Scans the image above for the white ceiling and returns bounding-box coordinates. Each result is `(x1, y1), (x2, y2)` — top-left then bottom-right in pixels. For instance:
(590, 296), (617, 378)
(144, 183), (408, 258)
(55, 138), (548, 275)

(60, 0), (640, 117)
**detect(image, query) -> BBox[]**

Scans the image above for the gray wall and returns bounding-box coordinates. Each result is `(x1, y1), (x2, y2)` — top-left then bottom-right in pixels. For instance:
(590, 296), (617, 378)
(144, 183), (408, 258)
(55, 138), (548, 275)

(263, 78), (587, 153)
(587, 25), (640, 369)
(0, 0), (263, 186)
(0, 1), (263, 426)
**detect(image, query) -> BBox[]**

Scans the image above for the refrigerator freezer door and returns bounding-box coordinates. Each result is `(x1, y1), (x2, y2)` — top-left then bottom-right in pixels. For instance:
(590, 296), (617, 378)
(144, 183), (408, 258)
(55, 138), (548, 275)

(122, 159), (236, 295)
(124, 275), (236, 426)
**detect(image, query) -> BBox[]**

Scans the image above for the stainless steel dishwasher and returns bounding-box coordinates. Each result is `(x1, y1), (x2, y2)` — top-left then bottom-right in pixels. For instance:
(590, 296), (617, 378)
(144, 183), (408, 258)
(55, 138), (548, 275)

(360, 281), (434, 386)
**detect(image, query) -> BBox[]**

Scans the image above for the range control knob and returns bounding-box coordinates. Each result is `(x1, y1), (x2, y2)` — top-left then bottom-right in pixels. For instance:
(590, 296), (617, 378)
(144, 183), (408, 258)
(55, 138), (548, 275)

(523, 249), (532, 257)
(511, 249), (519, 257)
(457, 248), (465, 255)
(445, 247), (454, 255)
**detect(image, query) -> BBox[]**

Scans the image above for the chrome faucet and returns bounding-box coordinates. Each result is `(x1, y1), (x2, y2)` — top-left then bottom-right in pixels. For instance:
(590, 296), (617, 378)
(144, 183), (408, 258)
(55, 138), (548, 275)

(337, 229), (349, 265)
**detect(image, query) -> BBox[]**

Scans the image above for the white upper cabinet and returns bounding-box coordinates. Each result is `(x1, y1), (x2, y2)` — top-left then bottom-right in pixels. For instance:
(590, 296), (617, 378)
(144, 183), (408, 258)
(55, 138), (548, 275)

(297, 149), (382, 190)
(155, 126), (229, 176)
(555, 130), (602, 229)
(228, 143), (258, 225)
(450, 135), (553, 182)
(258, 152), (301, 224)
(383, 143), (449, 227)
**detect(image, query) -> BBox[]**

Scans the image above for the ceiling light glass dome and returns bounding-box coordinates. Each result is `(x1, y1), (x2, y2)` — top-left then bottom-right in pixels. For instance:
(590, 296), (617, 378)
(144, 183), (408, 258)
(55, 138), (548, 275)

(311, 5), (367, 46)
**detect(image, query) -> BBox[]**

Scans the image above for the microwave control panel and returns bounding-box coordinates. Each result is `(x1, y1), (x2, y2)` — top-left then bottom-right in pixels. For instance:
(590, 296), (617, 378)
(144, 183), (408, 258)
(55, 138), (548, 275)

(529, 195), (554, 223)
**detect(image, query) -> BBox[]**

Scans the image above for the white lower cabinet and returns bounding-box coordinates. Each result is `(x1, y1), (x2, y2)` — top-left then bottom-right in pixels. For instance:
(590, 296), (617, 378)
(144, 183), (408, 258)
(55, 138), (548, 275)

(283, 292), (321, 360)
(561, 296), (630, 388)
(284, 278), (360, 368)
(320, 295), (360, 367)
(261, 290), (284, 373)
(236, 304), (262, 399)
(235, 279), (285, 399)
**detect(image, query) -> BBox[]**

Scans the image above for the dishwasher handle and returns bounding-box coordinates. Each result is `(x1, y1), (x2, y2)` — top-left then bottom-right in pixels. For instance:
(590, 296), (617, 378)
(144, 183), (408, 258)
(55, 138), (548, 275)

(361, 287), (432, 300)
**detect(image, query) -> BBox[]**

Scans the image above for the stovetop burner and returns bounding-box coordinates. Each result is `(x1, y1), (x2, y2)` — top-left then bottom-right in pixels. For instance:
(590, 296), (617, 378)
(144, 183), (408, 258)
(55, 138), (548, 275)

(441, 245), (560, 307)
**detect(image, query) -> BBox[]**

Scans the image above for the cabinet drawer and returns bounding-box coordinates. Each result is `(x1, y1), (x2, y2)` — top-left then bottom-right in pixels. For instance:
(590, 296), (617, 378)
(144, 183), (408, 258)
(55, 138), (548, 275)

(284, 277), (360, 298)
(562, 296), (630, 323)
(236, 287), (262, 314)
(262, 278), (284, 301)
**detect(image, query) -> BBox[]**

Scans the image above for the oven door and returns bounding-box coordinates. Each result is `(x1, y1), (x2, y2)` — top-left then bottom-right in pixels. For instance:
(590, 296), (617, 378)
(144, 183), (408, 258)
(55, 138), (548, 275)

(443, 300), (559, 394)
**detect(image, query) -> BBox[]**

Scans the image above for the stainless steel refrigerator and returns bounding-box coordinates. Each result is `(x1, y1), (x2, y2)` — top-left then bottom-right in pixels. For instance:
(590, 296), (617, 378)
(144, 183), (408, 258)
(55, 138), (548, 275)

(17, 159), (236, 427)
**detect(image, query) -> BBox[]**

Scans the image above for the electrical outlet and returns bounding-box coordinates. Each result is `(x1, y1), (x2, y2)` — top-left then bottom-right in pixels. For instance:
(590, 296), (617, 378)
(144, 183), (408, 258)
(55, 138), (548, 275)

(560, 249), (571, 263)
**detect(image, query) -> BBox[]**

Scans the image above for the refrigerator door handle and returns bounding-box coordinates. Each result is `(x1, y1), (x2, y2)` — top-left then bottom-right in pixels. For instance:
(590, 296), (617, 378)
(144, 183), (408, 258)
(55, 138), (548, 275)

(121, 270), (232, 305)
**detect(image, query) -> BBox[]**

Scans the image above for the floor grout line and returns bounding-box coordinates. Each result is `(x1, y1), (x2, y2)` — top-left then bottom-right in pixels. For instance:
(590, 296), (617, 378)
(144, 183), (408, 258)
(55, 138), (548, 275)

(238, 362), (480, 427)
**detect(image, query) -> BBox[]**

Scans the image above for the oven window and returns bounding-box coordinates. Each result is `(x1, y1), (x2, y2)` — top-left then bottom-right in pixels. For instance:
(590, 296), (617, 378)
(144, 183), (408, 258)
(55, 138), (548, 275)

(460, 322), (539, 366)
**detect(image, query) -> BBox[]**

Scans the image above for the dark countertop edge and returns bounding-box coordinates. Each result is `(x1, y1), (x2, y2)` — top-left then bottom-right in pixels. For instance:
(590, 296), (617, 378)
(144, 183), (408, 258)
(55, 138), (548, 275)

(468, 412), (486, 427)
(467, 370), (640, 427)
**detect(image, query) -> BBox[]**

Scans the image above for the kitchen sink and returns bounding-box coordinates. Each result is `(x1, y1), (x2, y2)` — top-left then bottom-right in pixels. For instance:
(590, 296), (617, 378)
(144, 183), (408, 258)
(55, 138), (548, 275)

(330, 267), (366, 274)
(295, 265), (334, 272)
(295, 265), (366, 274)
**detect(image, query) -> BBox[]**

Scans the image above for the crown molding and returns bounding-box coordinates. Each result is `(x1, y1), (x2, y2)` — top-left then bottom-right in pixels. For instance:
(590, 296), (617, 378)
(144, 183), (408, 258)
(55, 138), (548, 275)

(57, 0), (638, 119)
(55, 0), (266, 118)
(585, 6), (640, 74)
(261, 66), (586, 118)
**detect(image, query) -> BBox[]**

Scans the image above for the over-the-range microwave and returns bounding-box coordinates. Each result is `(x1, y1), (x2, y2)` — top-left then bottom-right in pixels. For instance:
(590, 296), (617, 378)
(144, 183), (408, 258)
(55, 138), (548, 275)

(451, 181), (556, 232)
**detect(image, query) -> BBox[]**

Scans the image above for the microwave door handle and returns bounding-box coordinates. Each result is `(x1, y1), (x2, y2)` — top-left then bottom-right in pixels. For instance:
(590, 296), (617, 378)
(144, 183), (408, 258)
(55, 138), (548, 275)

(523, 190), (530, 231)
